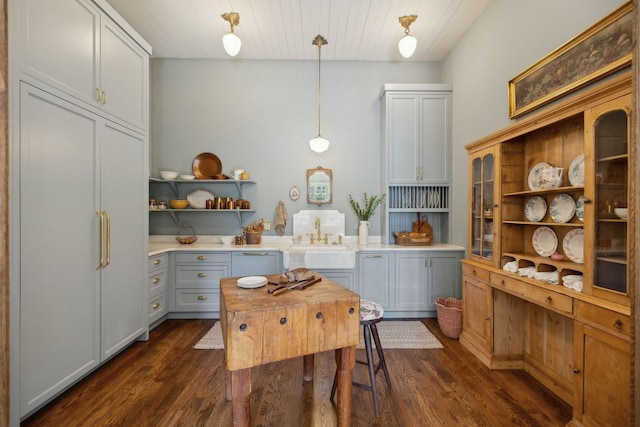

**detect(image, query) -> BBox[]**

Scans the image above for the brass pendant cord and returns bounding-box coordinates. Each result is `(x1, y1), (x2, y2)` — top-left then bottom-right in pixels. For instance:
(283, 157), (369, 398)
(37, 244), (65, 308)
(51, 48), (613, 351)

(313, 35), (327, 137)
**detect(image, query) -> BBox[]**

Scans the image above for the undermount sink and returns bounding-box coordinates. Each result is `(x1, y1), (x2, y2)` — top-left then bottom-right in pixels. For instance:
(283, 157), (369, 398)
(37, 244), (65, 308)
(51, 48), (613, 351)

(283, 244), (356, 269)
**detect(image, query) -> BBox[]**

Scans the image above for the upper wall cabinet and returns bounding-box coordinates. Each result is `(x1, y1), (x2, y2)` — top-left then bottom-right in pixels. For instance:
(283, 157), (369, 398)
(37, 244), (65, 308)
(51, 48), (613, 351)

(16, 0), (151, 131)
(381, 85), (452, 184)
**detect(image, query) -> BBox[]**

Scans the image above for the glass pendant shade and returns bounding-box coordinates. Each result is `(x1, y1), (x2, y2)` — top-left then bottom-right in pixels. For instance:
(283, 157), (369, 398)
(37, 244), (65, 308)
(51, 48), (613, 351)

(309, 136), (330, 153)
(398, 34), (417, 58)
(223, 32), (241, 56)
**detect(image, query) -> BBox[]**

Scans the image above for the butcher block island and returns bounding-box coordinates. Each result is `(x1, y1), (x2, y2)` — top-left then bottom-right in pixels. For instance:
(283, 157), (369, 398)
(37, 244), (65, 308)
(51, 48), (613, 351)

(220, 273), (360, 426)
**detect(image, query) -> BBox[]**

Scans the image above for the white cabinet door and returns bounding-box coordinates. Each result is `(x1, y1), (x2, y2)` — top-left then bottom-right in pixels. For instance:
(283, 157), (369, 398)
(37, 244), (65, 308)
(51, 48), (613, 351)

(394, 253), (428, 310)
(358, 253), (391, 308)
(99, 121), (147, 360)
(18, 0), (100, 107)
(100, 16), (148, 130)
(387, 95), (420, 183)
(19, 84), (101, 416)
(419, 94), (451, 183)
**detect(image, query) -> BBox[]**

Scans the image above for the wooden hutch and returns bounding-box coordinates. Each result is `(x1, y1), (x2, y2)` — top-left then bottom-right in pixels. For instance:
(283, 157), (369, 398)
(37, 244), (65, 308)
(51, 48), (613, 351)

(461, 71), (634, 427)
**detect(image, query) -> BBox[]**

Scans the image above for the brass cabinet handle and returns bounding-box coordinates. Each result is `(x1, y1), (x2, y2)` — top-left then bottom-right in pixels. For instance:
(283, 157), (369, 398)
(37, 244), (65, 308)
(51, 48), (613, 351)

(545, 295), (553, 303)
(242, 252), (269, 256)
(501, 280), (505, 286)
(485, 316), (490, 320)
(101, 90), (108, 105)
(152, 278), (160, 284)
(197, 273), (207, 278)
(197, 255), (207, 261)
(151, 302), (160, 309)
(613, 319), (623, 329)
(96, 210), (104, 270)
(572, 367), (580, 374)
(582, 198), (592, 204)
(197, 295), (207, 301)
(95, 88), (102, 102)
(153, 259), (161, 265)
(104, 210), (111, 267)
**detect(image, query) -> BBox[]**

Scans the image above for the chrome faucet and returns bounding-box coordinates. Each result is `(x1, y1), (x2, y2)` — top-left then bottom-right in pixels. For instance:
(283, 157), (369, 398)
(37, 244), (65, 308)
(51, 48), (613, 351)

(315, 217), (321, 241)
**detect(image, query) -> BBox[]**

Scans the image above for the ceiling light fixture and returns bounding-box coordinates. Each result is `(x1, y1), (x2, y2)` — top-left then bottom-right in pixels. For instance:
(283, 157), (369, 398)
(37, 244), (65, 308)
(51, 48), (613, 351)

(309, 35), (330, 153)
(398, 15), (418, 58)
(221, 12), (241, 57)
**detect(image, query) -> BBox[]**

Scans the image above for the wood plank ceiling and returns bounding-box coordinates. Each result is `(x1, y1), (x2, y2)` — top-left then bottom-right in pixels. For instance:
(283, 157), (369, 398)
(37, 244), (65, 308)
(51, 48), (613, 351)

(106, 0), (491, 61)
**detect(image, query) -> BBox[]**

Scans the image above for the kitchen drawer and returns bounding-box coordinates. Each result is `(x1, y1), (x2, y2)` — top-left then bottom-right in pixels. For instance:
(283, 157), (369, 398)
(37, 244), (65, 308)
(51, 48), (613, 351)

(575, 300), (631, 337)
(149, 268), (167, 295)
(490, 272), (572, 314)
(175, 252), (231, 264)
(175, 265), (228, 288)
(149, 293), (168, 324)
(175, 288), (219, 311)
(148, 253), (168, 270)
(462, 263), (490, 282)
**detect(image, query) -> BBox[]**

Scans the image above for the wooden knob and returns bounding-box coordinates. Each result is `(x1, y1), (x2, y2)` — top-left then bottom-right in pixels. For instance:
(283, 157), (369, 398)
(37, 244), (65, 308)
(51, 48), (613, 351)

(613, 319), (623, 328)
(572, 367), (580, 374)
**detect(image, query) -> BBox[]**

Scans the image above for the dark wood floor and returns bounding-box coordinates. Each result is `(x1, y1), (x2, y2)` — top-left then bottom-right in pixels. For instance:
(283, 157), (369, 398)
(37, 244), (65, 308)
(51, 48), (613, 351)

(22, 318), (571, 426)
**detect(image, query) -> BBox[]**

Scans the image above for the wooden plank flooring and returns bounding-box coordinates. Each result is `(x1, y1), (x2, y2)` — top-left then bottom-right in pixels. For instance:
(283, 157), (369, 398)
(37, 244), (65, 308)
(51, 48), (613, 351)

(22, 319), (571, 426)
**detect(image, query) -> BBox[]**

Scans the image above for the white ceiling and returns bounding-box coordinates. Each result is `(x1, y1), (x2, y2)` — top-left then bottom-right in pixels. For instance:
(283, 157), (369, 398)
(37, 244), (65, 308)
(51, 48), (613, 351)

(106, 0), (491, 61)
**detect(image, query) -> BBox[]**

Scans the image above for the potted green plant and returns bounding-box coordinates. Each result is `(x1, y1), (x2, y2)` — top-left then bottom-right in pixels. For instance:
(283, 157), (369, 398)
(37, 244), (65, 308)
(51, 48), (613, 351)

(349, 193), (386, 244)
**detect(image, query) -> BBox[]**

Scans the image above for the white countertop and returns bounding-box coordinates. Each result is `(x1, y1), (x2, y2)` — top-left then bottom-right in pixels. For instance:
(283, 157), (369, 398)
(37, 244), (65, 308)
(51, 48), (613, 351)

(148, 235), (465, 256)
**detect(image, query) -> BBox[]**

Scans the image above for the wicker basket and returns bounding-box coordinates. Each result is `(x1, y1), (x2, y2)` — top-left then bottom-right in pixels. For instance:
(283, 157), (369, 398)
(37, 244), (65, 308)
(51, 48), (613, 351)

(435, 297), (463, 339)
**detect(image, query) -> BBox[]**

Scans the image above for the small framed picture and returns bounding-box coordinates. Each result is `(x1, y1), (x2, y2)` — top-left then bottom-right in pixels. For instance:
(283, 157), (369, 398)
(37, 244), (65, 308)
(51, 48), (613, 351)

(289, 186), (300, 201)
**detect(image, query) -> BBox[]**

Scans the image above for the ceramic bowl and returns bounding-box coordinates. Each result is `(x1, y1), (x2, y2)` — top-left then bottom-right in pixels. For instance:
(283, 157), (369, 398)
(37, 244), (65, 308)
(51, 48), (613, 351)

(614, 208), (628, 219)
(180, 174), (196, 180)
(219, 236), (235, 245)
(160, 170), (179, 180)
(169, 199), (189, 209)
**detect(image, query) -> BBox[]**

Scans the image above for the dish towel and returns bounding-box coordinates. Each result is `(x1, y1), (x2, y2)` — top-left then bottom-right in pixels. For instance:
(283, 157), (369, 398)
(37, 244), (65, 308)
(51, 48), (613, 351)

(503, 261), (518, 273)
(274, 200), (288, 236)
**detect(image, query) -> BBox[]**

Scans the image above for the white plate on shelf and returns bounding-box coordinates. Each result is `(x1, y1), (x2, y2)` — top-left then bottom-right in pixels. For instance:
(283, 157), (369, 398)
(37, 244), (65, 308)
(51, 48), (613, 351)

(237, 276), (268, 289)
(549, 194), (576, 223)
(563, 229), (584, 263)
(568, 154), (585, 186)
(575, 195), (585, 222)
(528, 162), (550, 190)
(524, 196), (546, 222)
(532, 226), (558, 257)
(187, 188), (215, 209)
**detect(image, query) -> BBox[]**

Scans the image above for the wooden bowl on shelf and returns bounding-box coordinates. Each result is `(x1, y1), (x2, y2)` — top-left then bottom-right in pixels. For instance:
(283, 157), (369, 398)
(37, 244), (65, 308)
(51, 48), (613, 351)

(169, 199), (189, 209)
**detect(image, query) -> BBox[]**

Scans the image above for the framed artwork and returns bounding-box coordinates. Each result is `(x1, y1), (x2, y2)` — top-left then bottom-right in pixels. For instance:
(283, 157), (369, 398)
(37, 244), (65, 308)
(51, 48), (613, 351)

(508, 2), (632, 119)
(307, 166), (332, 206)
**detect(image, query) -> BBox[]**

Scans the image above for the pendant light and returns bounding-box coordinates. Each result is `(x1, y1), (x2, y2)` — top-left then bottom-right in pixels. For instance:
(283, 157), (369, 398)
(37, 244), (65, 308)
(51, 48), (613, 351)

(309, 35), (330, 153)
(398, 15), (418, 58)
(221, 12), (241, 57)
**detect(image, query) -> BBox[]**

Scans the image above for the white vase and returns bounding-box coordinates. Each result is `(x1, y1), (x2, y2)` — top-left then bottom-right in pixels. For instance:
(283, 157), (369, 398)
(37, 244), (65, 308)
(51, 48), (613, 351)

(358, 221), (370, 245)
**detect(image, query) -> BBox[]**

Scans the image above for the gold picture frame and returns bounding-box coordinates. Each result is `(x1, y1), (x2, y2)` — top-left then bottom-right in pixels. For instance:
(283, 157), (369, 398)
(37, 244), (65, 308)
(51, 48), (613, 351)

(508, 2), (632, 119)
(307, 166), (332, 206)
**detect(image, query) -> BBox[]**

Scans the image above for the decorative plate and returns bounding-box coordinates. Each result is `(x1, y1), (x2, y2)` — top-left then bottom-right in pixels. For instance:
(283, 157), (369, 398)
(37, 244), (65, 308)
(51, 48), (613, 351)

(575, 195), (584, 222)
(563, 229), (584, 263)
(528, 162), (550, 190)
(524, 196), (546, 222)
(568, 154), (585, 186)
(237, 276), (268, 289)
(186, 188), (214, 209)
(532, 226), (558, 257)
(549, 194), (576, 223)
(192, 152), (222, 179)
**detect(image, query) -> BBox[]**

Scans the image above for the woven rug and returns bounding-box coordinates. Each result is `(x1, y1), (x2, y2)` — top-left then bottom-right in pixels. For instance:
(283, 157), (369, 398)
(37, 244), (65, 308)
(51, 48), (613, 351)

(194, 320), (442, 350)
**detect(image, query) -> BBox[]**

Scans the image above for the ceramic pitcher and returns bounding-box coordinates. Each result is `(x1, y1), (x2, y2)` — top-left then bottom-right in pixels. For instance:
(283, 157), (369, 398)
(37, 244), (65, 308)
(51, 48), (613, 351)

(540, 166), (563, 188)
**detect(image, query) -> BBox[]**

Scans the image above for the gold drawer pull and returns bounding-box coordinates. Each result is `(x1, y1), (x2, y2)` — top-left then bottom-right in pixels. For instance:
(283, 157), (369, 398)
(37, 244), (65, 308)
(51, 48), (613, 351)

(197, 255), (207, 261)
(572, 367), (580, 374)
(485, 316), (490, 320)
(151, 302), (160, 309)
(153, 259), (161, 265)
(197, 273), (207, 278)
(613, 319), (623, 329)
(152, 278), (160, 284)
(197, 295), (208, 301)
(545, 296), (553, 303)
(501, 280), (505, 286)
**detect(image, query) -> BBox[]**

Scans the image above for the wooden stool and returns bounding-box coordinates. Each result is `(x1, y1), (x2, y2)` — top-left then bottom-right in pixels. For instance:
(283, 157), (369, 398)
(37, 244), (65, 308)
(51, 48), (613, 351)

(331, 299), (391, 417)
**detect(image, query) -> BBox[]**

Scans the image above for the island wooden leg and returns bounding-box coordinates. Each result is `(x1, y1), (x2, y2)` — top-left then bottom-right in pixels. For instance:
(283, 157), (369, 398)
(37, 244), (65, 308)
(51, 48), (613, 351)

(335, 345), (356, 427)
(303, 354), (314, 381)
(230, 368), (251, 427)
(225, 364), (231, 401)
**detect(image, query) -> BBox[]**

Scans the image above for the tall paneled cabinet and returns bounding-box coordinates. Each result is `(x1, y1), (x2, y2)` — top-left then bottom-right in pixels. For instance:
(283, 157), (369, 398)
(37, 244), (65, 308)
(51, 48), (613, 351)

(380, 84), (452, 244)
(461, 72), (633, 427)
(9, 0), (151, 420)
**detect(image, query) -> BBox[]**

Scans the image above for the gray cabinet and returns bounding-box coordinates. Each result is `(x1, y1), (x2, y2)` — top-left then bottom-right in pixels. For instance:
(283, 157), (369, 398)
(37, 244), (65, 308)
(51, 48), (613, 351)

(173, 252), (231, 313)
(315, 269), (356, 292)
(358, 252), (391, 308)
(16, 0), (150, 131)
(231, 251), (281, 277)
(148, 254), (169, 326)
(17, 83), (148, 417)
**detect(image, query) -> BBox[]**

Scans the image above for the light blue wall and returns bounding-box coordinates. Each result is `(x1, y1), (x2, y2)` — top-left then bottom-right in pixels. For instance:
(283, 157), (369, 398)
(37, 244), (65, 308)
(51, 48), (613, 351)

(442, 0), (627, 247)
(150, 59), (441, 236)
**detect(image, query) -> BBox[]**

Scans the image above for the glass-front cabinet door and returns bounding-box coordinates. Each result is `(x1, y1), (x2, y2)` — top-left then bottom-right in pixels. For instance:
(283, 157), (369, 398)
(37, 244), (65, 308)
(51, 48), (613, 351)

(469, 148), (496, 264)
(584, 95), (631, 305)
